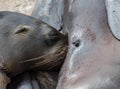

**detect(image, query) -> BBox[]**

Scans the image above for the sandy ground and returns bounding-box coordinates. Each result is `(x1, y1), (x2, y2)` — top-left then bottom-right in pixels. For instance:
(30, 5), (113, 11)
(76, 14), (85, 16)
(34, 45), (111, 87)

(0, 0), (37, 15)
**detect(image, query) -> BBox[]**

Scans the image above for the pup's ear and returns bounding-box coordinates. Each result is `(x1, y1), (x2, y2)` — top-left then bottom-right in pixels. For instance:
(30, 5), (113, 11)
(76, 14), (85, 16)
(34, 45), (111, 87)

(106, 0), (120, 40)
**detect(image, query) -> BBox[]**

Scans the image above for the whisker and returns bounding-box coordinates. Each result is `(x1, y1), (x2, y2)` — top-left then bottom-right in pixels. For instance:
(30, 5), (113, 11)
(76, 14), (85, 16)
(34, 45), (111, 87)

(19, 45), (68, 66)
(32, 48), (66, 68)
(19, 54), (50, 63)
(34, 47), (67, 66)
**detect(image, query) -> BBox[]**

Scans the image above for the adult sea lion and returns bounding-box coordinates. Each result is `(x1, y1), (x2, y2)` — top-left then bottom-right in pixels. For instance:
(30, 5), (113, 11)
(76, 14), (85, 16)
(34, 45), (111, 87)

(0, 11), (68, 89)
(56, 0), (120, 89)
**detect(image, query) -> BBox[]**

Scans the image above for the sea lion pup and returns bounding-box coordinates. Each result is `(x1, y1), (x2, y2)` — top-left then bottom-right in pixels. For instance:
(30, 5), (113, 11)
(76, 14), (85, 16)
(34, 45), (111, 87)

(0, 11), (68, 89)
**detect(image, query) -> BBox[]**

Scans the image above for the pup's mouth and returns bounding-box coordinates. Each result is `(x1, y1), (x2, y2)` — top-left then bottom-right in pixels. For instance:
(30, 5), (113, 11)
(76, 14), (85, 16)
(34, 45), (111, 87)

(31, 45), (68, 71)
(18, 45), (68, 71)
(46, 45), (68, 71)
(33, 45), (68, 89)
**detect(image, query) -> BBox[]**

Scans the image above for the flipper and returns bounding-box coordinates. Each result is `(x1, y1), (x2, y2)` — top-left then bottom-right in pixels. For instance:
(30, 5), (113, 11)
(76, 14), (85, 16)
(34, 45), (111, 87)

(106, 0), (120, 40)
(32, 0), (64, 30)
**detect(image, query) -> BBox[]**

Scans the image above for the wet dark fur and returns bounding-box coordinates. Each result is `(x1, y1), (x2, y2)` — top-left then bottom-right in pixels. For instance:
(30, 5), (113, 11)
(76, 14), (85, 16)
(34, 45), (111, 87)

(0, 11), (68, 89)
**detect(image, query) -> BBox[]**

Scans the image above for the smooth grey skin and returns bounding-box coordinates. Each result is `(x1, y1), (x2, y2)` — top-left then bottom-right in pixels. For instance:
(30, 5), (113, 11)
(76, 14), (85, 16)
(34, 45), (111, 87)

(56, 0), (120, 89)
(32, 0), (64, 30)
(106, 0), (120, 40)
(0, 11), (67, 89)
